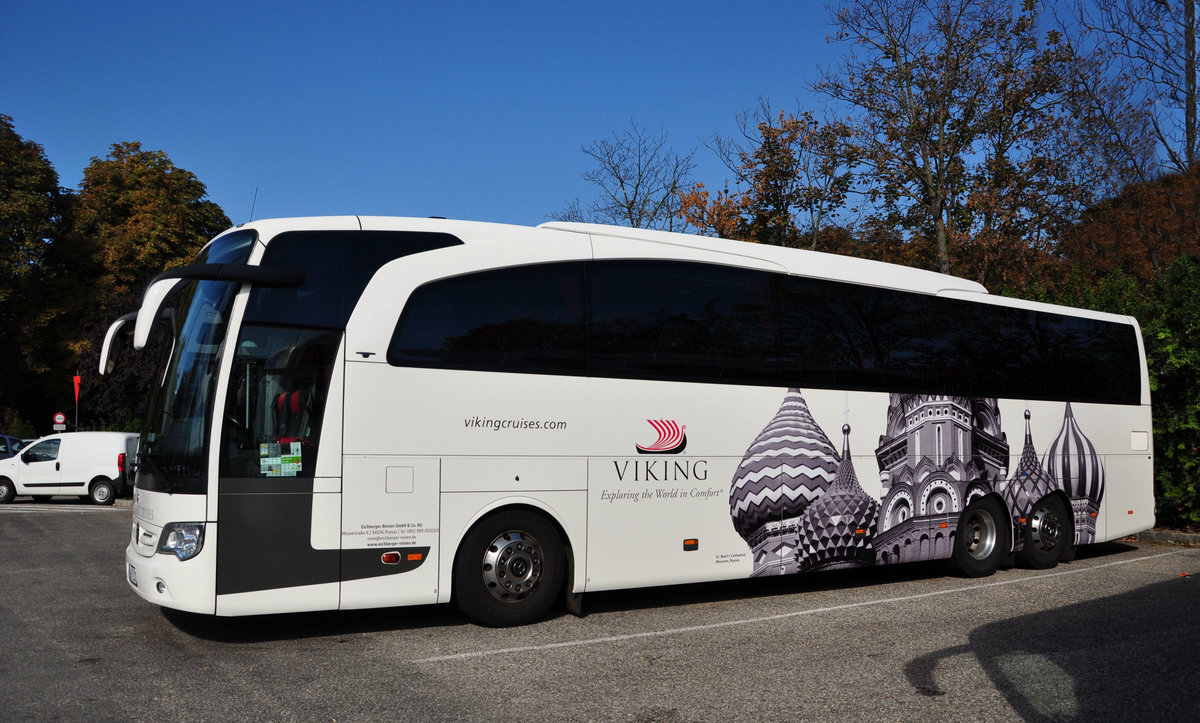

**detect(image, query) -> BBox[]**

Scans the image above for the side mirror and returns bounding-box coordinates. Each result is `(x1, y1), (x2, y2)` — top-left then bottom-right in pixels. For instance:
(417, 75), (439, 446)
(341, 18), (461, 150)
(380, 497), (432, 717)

(20, 450), (33, 464)
(100, 312), (137, 375)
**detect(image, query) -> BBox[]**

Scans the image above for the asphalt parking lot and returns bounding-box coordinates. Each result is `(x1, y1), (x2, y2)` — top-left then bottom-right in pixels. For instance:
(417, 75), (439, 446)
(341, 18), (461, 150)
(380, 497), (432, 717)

(1, 500), (1197, 721)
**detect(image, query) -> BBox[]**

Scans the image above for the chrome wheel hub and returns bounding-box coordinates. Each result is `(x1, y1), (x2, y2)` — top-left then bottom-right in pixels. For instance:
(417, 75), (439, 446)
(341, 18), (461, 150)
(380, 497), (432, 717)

(964, 509), (998, 561)
(1029, 505), (1062, 551)
(481, 531), (544, 602)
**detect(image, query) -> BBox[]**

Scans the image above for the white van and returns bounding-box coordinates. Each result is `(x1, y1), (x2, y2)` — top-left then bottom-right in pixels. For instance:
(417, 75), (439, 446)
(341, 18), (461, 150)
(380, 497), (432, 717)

(0, 432), (138, 505)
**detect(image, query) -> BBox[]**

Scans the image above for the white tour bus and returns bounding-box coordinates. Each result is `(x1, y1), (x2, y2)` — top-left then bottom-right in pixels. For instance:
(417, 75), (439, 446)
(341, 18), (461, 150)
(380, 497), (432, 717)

(101, 217), (1153, 626)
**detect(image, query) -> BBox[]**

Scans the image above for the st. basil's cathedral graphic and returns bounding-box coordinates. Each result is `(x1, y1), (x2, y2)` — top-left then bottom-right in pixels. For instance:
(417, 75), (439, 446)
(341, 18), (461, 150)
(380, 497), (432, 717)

(729, 389), (1107, 576)
(873, 395), (1008, 565)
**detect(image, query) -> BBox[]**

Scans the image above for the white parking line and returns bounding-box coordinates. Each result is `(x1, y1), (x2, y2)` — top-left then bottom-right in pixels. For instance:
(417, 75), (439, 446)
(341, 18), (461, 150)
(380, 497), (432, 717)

(411, 551), (1184, 664)
(0, 505), (129, 513)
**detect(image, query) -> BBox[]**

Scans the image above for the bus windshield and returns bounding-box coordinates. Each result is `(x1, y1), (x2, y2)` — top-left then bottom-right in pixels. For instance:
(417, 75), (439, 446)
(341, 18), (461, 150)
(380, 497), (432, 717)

(137, 231), (256, 494)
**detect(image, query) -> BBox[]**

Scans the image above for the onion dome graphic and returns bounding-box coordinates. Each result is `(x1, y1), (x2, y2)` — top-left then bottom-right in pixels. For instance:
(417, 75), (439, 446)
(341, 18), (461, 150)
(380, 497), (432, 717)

(1042, 402), (1105, 543)
(1002, 410), (1059, 516)
(729, 388), (839, 542)
(1042, 402), (1104, 504)
(796, 424), (879, 571)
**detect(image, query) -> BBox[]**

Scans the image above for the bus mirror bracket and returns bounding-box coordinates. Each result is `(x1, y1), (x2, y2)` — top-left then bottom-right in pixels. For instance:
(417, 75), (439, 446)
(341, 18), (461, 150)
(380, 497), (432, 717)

(99, 312), (137, 375)
(134, 277), (183, 351)
(130, 263), (307, 351)
(144, 263), (307, 290)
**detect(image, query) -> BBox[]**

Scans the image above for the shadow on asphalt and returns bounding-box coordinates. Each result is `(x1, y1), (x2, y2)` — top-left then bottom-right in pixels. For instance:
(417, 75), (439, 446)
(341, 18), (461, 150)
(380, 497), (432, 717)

(162, 603), (467, 642)
(163, 541), (1144, 644)
(905, 563), (1198, 720)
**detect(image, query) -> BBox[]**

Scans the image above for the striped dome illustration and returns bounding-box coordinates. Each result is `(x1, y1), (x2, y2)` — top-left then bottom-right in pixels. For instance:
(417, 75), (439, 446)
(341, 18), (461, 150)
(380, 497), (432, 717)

(1042, 402), (1104, 505)
(796, 424), (879, 571)
(729, 388), (839, 541)
(1002, 410), (1059, 515)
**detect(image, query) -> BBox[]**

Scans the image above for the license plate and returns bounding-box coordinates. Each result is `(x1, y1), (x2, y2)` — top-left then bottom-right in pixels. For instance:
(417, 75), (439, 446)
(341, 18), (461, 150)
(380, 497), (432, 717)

(127, 563), (137, 587)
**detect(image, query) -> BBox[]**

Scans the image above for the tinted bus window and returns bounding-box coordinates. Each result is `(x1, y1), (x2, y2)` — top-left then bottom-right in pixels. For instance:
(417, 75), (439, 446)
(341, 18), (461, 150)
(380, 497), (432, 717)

(386, 258), (1139, 405)
(246, 231), (462, 328)
(779, 276), (931, 392)
(779, 275), (1141, 404)
(947, 299), (1141, 404)
(388, 262), (587, 374)
(588, 260), (778, 385)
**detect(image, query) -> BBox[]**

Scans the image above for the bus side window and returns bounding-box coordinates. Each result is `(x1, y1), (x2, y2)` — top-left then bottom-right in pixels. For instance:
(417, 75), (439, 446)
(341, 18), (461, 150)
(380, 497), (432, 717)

(387, 261), (587, 374)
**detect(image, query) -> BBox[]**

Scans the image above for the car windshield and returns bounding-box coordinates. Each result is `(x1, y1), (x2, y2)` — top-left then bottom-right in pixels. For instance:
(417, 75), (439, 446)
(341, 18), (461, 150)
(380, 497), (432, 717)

(136, 231), (256, 494)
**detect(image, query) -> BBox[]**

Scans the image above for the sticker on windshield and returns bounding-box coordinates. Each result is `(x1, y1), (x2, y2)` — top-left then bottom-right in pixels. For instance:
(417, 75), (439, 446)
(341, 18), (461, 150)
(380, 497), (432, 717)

(260, 441), (302, 477)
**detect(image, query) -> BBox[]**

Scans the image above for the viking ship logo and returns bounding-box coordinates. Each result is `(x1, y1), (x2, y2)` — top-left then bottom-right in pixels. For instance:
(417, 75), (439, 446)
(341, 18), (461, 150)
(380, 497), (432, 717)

(636, 420), (688, 454)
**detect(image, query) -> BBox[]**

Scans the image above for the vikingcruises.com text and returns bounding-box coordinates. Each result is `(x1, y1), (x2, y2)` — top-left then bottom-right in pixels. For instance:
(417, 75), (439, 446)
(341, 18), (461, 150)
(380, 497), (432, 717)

(464, 416), (568, 432)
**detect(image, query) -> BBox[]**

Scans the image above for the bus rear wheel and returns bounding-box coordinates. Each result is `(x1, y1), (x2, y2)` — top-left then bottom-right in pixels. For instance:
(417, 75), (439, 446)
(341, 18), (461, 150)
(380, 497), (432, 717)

(1018, 495), (1071, 569)
(454, 510), (564, 627)
(950, 496), (1010, 578)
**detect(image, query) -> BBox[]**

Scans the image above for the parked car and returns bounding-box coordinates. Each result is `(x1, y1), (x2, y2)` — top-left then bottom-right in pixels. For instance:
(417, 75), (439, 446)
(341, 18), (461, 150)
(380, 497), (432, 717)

(0, 432), (138, 505)
(0, 433), (25, 459)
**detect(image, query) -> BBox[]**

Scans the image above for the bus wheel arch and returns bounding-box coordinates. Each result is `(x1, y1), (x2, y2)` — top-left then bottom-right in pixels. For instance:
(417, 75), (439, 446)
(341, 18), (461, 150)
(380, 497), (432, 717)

(1018, 492), (1073, 569)
(452, 505), (569, 627)
(950, 494), (1011, 578)
(88, 476), (116, 506)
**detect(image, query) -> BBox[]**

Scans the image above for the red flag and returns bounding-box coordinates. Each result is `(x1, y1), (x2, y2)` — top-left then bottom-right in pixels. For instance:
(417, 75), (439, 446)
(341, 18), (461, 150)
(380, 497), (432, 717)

(74, 375), (81, 404)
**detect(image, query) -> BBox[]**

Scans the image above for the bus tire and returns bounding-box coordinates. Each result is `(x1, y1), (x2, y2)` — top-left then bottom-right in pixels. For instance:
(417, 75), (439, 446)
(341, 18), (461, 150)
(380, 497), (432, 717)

(950, 496), (1009, 578)
(1018, 494), (1071, 569)
(453, 509), (564, 627)
(89, 477), (115, 506)
(0, 477), (14, 504)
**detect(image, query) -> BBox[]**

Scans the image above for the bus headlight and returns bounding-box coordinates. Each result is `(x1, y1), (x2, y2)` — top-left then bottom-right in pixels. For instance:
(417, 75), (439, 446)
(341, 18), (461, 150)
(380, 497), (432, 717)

(158, 523), (205, 561)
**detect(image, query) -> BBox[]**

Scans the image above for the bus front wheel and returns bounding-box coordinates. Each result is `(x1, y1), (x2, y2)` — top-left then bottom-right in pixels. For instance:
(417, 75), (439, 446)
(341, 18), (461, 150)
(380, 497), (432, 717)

(950, 496), (1010, 578)
(453, 510), (565, 627)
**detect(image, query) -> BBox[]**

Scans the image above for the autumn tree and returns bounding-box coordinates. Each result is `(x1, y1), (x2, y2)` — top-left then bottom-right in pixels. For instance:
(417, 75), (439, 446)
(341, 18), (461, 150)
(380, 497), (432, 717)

(74, 142), (229, 303)
(1058, 165), (1200, 283)
(816, 0), (1082, 278)
(554, 120), (696, 231)
(679, 103), (852, 250)
(956, 7), (1083, 290)
(1071, 0), (1198, 175)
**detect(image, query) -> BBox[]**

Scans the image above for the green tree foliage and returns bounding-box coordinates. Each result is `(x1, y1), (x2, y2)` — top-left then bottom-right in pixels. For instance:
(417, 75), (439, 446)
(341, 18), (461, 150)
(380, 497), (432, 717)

(0, 114), (61, 295)
(67, 142), (230, 430)
(0, 114), (68, 433)
(0, 128), (230, 435)
(1144, 256), (1200, 528)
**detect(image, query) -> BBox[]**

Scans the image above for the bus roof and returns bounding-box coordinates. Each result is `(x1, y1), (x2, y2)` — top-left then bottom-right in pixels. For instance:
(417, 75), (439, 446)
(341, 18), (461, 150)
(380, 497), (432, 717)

(538, 221), (988, 296)
(223, 216), (989, 298)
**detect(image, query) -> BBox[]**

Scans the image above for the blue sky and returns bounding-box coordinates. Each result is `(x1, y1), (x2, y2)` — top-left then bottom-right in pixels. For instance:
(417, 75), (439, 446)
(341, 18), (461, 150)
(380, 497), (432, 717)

(3, 1), (844, 228)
